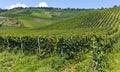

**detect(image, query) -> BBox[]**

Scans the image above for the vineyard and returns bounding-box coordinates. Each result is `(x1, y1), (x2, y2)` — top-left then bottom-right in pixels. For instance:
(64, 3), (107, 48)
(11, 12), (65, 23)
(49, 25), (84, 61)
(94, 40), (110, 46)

(0, 7), (120, 72)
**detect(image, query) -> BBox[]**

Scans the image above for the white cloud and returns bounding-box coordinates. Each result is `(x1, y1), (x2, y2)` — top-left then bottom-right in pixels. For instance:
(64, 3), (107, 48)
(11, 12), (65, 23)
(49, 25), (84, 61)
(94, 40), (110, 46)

(7, 2), (48, 9)
(38, 2), (48, 7)
(8, 3), (28, 9)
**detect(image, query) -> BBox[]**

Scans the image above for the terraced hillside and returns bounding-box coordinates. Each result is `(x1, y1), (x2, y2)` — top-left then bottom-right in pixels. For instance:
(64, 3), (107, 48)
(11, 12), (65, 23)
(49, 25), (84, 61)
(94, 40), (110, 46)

(0, 7), (120, 72)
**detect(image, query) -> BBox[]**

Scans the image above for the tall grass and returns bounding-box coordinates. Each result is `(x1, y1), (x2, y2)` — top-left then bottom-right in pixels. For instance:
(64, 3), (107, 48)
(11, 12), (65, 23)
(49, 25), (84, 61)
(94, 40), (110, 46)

(0, 50), (94, 72)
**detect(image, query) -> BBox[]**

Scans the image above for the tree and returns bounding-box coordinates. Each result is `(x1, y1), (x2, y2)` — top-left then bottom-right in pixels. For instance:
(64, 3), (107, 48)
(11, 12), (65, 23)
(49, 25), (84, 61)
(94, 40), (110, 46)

(113, 5), (118, 8)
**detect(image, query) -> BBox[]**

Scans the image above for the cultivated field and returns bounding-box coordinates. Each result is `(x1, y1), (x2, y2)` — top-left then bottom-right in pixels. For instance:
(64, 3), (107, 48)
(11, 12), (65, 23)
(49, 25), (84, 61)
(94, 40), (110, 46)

(0, 7), (120, 72)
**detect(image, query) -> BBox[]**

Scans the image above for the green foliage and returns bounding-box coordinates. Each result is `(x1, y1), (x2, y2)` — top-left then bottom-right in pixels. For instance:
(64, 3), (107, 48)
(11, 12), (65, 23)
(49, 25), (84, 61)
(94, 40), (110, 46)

(0, 33), (114, 61)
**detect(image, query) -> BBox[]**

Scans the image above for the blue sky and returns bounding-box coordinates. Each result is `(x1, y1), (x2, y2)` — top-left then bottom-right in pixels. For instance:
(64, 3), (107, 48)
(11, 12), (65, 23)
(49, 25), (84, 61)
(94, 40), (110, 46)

(0, 0), (120, 9)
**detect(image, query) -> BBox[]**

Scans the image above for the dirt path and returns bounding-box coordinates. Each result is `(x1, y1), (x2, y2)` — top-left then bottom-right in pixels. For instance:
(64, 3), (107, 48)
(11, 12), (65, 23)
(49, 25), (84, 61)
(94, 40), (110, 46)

(62, 65), (76, 72)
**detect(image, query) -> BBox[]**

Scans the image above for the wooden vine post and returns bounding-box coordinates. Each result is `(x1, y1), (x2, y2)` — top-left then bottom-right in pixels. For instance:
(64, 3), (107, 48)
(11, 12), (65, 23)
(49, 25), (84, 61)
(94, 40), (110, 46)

(6, 38), (10, 51)
(37, 37), (41, 54)
(20, 37), (23, 53)
(61, 47), (64, 57)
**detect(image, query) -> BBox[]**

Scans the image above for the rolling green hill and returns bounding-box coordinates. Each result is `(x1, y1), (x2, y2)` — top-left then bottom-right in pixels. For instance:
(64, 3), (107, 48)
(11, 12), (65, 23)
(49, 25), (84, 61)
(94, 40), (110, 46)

(0, 8), (88, 29)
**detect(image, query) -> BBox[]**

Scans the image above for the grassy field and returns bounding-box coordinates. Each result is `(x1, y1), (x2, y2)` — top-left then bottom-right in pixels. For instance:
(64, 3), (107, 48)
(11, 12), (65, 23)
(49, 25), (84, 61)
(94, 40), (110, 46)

(0, 8), (85, 29)
(0, 51), (93, 72)
(106, 38), (120, 72)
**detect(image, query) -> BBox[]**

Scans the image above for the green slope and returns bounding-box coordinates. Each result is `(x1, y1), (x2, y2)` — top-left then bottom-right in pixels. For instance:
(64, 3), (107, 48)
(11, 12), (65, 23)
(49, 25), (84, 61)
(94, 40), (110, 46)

(0, 7), (120, 36)
(46, 7), (120, 31)
(0, 8), (87, 29)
